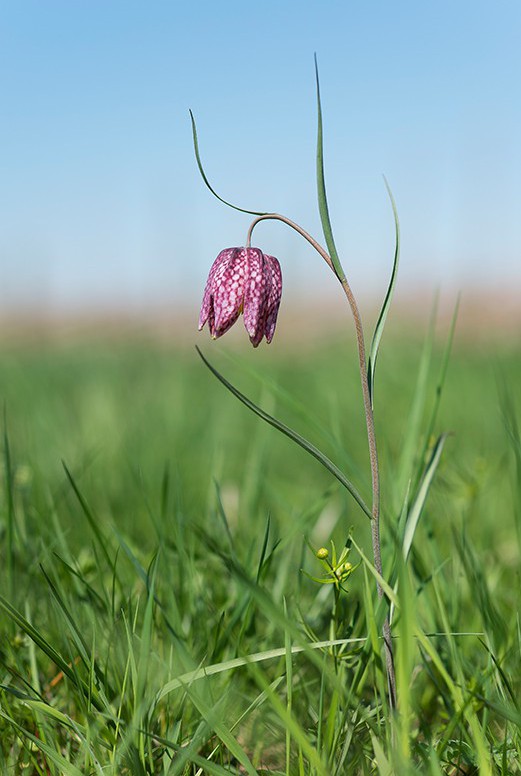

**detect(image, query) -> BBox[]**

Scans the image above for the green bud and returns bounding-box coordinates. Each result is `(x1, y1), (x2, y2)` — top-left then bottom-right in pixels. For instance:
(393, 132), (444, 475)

(336, 562), (353, 580)
(316, 547), (329, 560)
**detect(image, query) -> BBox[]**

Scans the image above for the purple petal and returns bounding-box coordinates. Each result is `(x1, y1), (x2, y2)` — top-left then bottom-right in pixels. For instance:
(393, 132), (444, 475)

(212, 247), (248, 337)
(263, 254), (282, 344)
(198, 247), (245, 338)
(198, 248), (235, 330)
(243, 248), (270, 347)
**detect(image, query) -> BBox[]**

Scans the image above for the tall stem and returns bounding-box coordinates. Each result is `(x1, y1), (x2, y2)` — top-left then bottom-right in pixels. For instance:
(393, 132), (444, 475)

(247, 213), (396, 708)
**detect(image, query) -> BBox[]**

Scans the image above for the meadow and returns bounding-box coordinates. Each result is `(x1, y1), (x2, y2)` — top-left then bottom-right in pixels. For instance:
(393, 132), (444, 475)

(0, 313), (520, 775)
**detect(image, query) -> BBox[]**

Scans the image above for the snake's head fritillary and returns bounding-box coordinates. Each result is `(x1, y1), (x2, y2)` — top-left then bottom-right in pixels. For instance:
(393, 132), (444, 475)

(198, 247), (282, 347)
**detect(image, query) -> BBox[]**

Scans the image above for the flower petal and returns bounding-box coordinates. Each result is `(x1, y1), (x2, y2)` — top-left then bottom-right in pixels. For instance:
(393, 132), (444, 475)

(263, 254), (282, 344)
(243, 248), (270, 347)
(199, 247), (246, 339)
(212, 247), (247, 338)
(198, 248), (236, 331)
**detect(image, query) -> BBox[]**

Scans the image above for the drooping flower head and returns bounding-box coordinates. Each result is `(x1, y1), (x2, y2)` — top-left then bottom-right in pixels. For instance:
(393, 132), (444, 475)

(198, 247), (282, 347)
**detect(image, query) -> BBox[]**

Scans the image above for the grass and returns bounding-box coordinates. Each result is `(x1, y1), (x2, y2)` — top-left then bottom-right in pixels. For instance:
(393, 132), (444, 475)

(0, 319), (521, 774)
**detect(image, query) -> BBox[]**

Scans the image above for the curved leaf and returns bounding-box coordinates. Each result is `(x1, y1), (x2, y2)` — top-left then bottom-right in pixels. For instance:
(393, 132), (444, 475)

(402, 433), (448, 561)
(190, 110), (267, 216)
(367, 177), (400, 408)
(314, 56), (345, 282)
(196, 347), (371, 519)
(155, 636), (366, 702)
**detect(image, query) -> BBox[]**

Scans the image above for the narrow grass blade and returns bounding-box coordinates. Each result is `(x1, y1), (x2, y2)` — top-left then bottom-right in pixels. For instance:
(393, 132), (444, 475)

(188, 677), (283, 776)
(53, 552), (107, 612)
(499, 381), (521, 549)
(284, 598), (293, 776)
(0, 593), (105, 713)
(367, 178), (400, 408)
(149, 731), (246, 776)
(155, 637), (366, 703)
(315, 55), (345, 282)
(412, 297), (459, 496)
(0, 594), (78, 682)
(371, 733), (392, 775)
(190, 110), (266, 216)
(245, 657), (330, 776)
(415, 628), (494, 773)
(0, 710), (85, 776)
(395, 297), (438, 506)
(256, 516), (272, 583)
(136, 555), (157, 706)
(62, 461), (115, 573)
(394, 553), (415, 763)
(39, 565), (107, 695)
(453, 530), (507, 651)
(350, 536), (398, 606)
(197, 347), (371, 518)
(3, 410), (16, 601)
(402, 433), (448, 561)
(180, 686), (258, 776)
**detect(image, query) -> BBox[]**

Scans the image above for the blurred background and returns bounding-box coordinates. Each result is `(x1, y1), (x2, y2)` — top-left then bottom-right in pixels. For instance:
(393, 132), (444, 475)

(1, 0), (520, 343)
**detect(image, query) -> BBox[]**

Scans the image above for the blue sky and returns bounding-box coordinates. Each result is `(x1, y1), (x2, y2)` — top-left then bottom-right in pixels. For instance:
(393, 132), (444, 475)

(1, 0), (520, 315)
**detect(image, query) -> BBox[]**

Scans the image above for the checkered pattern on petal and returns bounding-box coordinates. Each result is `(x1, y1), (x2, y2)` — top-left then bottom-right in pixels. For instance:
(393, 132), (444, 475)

(263, 254), (282, 344)
(212, 248), (248, 337)
(199, 245), (283, 346)
(243, 248), (270, 347)
(198, 248), (246, 339)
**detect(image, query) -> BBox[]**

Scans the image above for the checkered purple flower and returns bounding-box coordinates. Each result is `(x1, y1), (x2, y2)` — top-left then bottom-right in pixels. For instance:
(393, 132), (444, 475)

(198, 247), (283, 347)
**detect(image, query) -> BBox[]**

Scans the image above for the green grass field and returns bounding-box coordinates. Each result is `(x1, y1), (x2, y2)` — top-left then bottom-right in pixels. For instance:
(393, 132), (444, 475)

(1, 320), (520, 774)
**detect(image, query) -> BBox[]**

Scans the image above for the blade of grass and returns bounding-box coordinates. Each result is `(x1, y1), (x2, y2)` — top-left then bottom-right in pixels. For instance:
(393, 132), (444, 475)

(3, 409), (16, 602)
(180, 685), (258, 776)
(284, 598), (293, 776)
(395, 296), (438, 507)
(412, 297), (459, 498)
(415, 628), (493, 775)
(367, 178), (400, 408)
(155, 637), (366, 703)
(402, 433), (448, 561)
(245, 656), (330, 776)
(0, 708), (85, 776)
(62, 461), (115, 574)
(0, 593), (105, 713)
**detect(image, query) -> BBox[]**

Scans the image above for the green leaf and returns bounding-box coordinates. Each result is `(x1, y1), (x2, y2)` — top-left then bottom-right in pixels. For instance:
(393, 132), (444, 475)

(367, 177), (400, 408)
(314, 55), (345, 282)
(402, 433), (448, 561)
(196, 347), (371, 518)
(3, 409), (16, 602)
(179, 685), (258, 776)
(0, 593), (106, 713)
(416, 297), (459, 476)
(62, 461), (116, 574)
(395, 297), (438, 506)
(190, 110), (267, 216)
(155, 638), (365, 702)
(0, 709), (85, 776)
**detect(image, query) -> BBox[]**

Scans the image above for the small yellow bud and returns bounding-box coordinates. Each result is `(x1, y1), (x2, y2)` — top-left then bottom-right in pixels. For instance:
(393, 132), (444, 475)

(316, 547), (329, 560)
(335, 562), (353, 580)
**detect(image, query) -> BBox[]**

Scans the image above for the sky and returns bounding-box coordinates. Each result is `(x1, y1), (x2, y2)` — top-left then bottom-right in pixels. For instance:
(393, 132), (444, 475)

(1, 0), (520, 317)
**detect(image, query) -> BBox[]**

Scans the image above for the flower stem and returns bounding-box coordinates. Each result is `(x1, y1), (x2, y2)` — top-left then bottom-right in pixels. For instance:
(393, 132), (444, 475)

(247, 213), (397, 708)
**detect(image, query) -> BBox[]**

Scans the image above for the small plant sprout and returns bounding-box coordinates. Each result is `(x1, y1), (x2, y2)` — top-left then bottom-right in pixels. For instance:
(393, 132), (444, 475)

(308, 541), (358, 593)
(194, 59), (399, 709)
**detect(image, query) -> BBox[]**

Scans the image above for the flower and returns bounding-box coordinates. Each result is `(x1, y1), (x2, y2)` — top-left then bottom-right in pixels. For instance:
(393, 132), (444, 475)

(198, 247), (282, 347)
